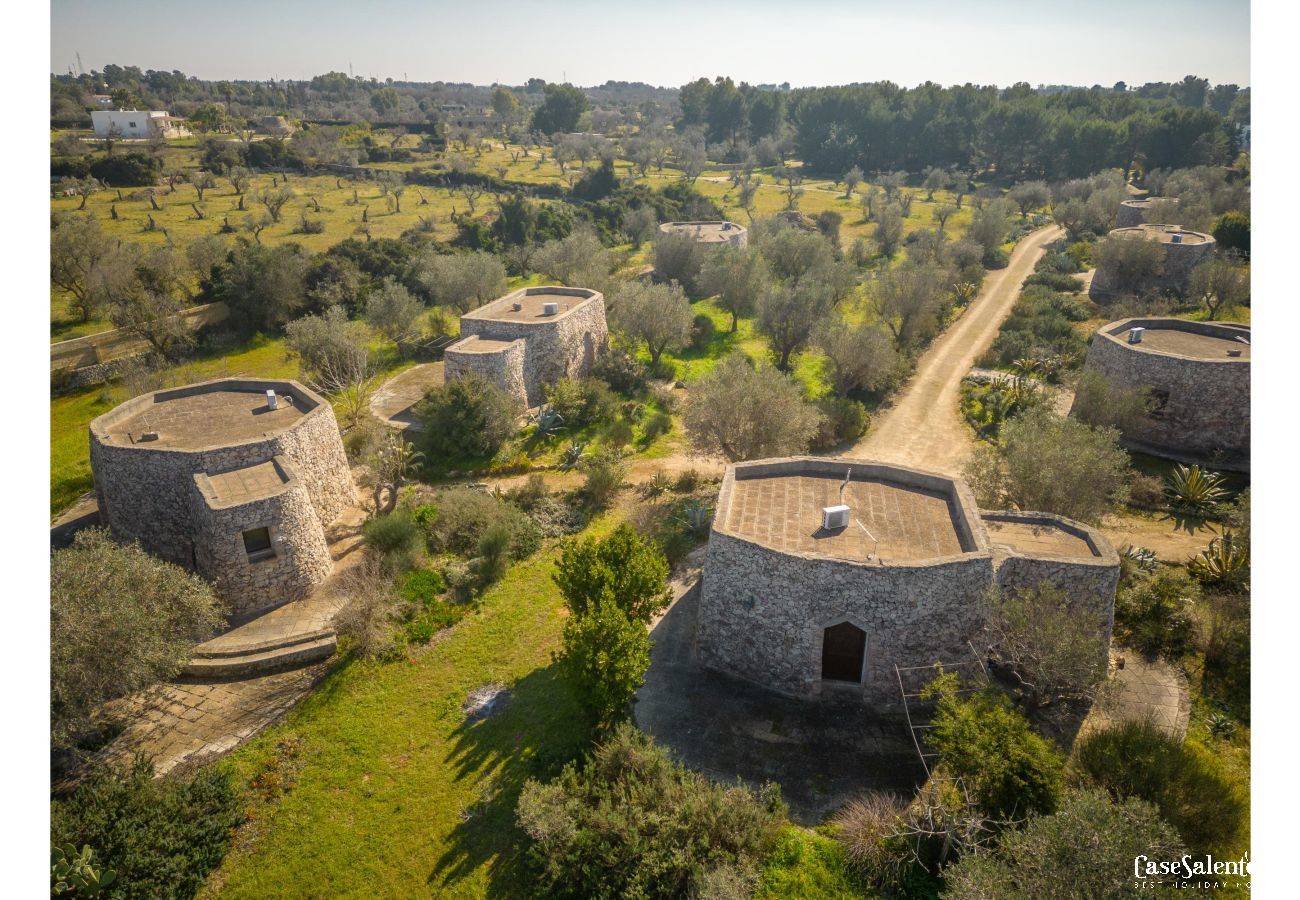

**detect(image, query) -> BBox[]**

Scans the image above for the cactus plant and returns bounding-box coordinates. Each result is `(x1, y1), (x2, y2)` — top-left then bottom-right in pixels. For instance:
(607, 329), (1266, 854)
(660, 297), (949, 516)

(52, 844), (116, 896)
(1165, 464), (1230, 516)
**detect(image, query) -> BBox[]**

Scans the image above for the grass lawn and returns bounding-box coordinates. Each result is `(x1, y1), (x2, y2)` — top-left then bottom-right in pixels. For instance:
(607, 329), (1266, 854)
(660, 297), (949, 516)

(203, 516), (616, 898)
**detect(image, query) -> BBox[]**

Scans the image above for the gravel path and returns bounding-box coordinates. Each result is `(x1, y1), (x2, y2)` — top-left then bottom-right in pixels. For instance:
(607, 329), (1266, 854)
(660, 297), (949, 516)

(843, 225), (1063, 473)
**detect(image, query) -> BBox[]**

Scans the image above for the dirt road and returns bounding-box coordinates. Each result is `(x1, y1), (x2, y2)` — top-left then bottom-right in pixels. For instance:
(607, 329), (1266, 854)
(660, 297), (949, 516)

(844, 225), (1063, 474)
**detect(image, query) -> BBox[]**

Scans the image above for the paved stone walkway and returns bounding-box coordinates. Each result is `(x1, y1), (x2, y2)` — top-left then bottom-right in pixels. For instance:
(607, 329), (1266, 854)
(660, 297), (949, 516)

(1079, 651), (1191, 740)
(370, 362), (444, 430)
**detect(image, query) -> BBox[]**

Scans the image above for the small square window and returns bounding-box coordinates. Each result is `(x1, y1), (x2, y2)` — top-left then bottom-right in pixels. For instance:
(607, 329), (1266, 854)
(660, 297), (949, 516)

(128, 121), (137, 128)
(242, 527), (275, 561)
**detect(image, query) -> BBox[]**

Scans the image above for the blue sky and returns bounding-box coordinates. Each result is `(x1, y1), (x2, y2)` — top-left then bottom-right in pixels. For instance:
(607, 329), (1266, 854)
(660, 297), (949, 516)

(51, 0), (1249, 87)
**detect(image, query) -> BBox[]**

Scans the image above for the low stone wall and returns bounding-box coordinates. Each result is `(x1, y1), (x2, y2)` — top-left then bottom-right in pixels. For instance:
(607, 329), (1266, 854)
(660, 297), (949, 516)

(1073, 319), (1250, 466)
(443, 337), (527, 407)
(191, 458), (333, 616)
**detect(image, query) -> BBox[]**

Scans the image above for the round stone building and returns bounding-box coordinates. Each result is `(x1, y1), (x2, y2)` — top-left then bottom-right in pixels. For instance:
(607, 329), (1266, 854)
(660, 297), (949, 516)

(658, 220), (748, 248)
(444, 286), (608, 408)
(1091, 223), (1216, 297)
(696, 458), (1118, 707)
(1073, 318), (1250, 469)
(89, 378), (357, 616)
(1115, 197), (1180, 228)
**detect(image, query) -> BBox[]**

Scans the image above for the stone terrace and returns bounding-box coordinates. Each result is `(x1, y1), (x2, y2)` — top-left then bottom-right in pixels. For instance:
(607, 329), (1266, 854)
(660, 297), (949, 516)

(983, 517), (1099, 559)
(464, 288), (595, 323)
(203, 459), (289, 504)
(722, 472), (968, 562)
(101, 387), (306, 449)
(1111, 322), (1252, 360)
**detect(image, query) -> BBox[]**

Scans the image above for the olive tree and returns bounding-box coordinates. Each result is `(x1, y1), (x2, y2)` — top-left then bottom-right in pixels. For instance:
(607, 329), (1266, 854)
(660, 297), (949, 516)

(1093, 233), (1165, 296)
(1188, 257), (1249, 318)
(651, 231), (705, 297)
(51, 529), (224, 749)
(874, 264), (948, 347)
(50, 213), (132, 323)
(873, 204), (904, 259)
(964, 407), (1130, 524)
(1009, 180), (1050, 218)
(412, 249), (507, 314)
(284, 305), (375, 427)
(756, 276), (837, 371)
(699, 246), (769, 332)
(609, 280), (694, 366)
(365, 277), (424, 352)
(683, 353), (823, 461)
(843, 165), (864, 198)
(817, 320), (899, 397)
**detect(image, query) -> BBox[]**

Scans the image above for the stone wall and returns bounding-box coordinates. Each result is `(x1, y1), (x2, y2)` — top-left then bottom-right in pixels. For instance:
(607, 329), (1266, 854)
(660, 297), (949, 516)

(697, 531), (995, 706)
(89, 379), (356, 610)
(1073, 320), (1250, 467)
(191, 458), (333, 615)
(1091, 225), (1216, 297)
(455, 291), (608, 406)
(1115, 198), (1180, 228)
(443, 337), (528, 407)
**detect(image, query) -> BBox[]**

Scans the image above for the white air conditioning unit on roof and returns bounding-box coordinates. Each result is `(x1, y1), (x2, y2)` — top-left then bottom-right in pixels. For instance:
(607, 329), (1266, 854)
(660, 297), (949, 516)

(822, 505), (850, 530)
(542, 301), (559, 316)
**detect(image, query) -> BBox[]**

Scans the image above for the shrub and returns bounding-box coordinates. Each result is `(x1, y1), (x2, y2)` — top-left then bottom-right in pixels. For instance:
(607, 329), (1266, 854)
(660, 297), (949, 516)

(553, 522), (672, 624)
(1113, 567), (1199, 659)
(581, 448), (628, 509)
(88, 152), (162, 187)
(641, 411), (673, 442)
(811, 397), (869, 450)
(415, 373), (520, 461)
(556, 600), (651, 729)
(468, 522), (513, 590)
(1188, 533), (1250, 592)
(921, 674), (1065, 820)
(516, 723), (786, 897)
(50, 756), (242, 900)
(1212, 210), (1250, 256)
(941, 789), (1184, 898)
(504, 473), (550, 511)
(362, 509), (424, 568)
(674, 468), (703, 493)
(690, 312), (717, 350)
(1127, 473), (1167, 511)
(1070, 369), (1154, 434)
(398, 568), (446, 605)
(544, 377), (618, 429)
(51, 529), (224, 750)
(333, 556), (404, 659)
(829, 793), (910, 886)
(422, 488), (542, 560)
(1072, 720), (1246, 853)
(592, 346), (649, 394)
(1023, 270), (1082, 292)
(604, 418), (634, 451)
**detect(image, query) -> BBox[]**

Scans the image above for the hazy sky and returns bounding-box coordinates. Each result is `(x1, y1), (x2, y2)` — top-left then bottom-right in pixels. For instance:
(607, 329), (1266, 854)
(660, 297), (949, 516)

(51, 0), (1249, 88)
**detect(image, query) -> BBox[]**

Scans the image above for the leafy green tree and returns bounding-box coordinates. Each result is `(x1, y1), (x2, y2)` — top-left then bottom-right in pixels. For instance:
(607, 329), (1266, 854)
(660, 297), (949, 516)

(553, 523), (672, 624)
(412, 248), (507, 314)
(651, 231), (705, 297)
(941, 789), (1183, 899)
(964, 407), (1130, 524)
(699, 246), (769, 332)
(610, 280), (694, 366)
(370, 86), (400, 115)
(557, 600), (651, 729)
(50, 213), (131, 323)
(757, 275), (837, 371)
(1093, 232), (1165, 296)
(206, 241), (309, 333)
(364, 277), (423, 351)
(51, 529), (224, 749)
(1211, 210), (1250, 256)
(922, 673), (1065, 820)
(531, 82), (588, 135)
(1188, 257), (1249, 318)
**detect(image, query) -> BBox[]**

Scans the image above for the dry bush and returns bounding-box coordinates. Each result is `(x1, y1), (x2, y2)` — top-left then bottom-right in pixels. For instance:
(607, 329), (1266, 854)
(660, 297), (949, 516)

(332, 556), (404, 660)
(830, 792), (908, 881)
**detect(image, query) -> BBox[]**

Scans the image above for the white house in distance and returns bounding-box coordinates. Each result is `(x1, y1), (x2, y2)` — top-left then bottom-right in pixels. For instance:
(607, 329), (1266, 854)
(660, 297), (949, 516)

(91, 109), (189, 139)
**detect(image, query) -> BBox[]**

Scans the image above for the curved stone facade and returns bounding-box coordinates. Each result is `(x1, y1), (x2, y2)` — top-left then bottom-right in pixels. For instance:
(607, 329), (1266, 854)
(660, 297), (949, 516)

(1072, 318), (1250, 468)
(658, 220), (748, 248)
(445, 286), (608, 407)
(89, 378), (356, 615)
(696, 458), (1119, 707)
(1115, 197), (1180, 228)
(1091, 224), (1216, 297)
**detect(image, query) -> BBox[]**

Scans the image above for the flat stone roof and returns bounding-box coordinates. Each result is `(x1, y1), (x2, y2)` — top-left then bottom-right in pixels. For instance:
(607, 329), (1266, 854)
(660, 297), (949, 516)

(983, 518), (1098, 559)
(203, 459), (290, 505)
(1100, 318), (1251, 361)
(716, 459), (984, 564)
(1121, 197), (1176, 208)
(447, 336), (520, 354)
(659, 221), (747, 243)
(463, 286), (600, 324)
(1110, 224), (1213, 245)
(100, 386), (308, 450)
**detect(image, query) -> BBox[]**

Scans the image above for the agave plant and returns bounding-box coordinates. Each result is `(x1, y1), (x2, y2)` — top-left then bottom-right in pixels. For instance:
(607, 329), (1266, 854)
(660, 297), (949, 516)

(531, 404), (566, 438)
(1121, 544), (1158, 573)
(1165, 464), (1231, 516)
(641, 471), (673, 499)
(1208, 711), (1237, 740)
(558, 440), (587, 471)
(673, 499), (714, 537)
(1188, 532), (1249, 591)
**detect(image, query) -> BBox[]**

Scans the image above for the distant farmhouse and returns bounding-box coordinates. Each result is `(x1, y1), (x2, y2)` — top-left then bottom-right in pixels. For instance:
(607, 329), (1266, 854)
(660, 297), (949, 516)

(91, 109), (189, 139)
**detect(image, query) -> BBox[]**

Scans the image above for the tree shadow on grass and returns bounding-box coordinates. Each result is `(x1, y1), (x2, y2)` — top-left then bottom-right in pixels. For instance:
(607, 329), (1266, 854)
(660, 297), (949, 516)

(428, 663), (589, 897)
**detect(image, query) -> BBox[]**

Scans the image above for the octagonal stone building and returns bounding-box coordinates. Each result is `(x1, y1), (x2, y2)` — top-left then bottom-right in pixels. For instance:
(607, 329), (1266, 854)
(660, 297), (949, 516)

(1091, 223), (1216, 297)
(1073, 317), (1251, 469)
(444, 286), (608, 408)
(89, 378), (357, 616)
(1115, 197), (1180, 228)
(696, 458), (1118, 707)
(658, 220), (748, 248)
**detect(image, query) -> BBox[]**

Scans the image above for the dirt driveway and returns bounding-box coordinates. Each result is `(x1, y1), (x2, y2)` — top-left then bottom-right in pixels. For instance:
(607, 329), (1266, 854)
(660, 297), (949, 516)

(843, 225), (1063, 473)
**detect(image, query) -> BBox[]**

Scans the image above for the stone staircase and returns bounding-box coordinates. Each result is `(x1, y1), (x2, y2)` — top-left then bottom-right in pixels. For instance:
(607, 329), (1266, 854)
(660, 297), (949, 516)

(183, 627), (337, 678)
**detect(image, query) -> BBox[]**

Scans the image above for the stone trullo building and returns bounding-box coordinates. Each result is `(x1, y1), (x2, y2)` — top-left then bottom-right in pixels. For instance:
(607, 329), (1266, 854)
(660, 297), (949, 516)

(1073, 318), (1251, 469)
(696, 458), (1119, 707)
(443, 286), (608, 408)
(1090, 223), (1216, 298)
(89, 378), (356, 616)
(1115, 196), (1180, 228)
(658, 220), (749, 248)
